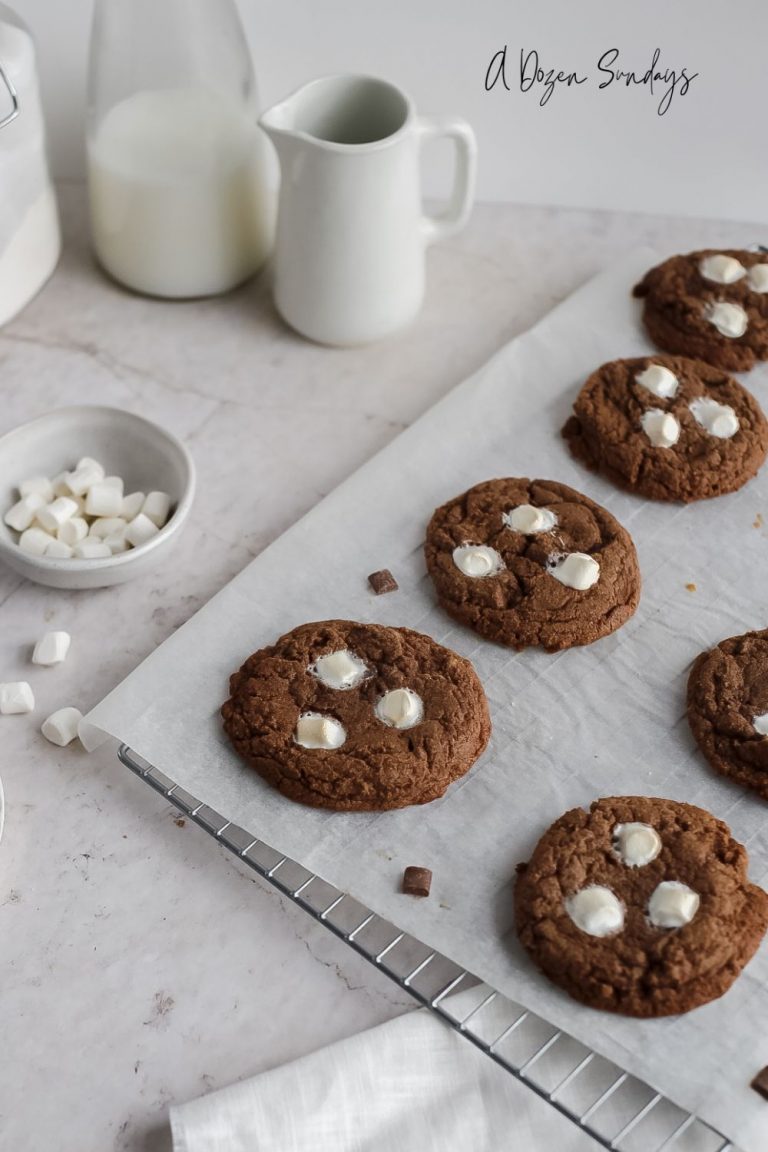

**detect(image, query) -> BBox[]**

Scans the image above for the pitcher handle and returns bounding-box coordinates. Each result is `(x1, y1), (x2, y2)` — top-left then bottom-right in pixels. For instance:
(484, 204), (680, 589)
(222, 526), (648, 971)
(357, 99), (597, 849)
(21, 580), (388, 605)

(417, 116), (477, 245)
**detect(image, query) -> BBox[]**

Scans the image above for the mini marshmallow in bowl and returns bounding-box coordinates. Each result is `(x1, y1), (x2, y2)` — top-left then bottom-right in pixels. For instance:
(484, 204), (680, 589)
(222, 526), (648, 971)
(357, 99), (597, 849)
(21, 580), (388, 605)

(3, 456), (173, 561)
(0, 406), (195, 590)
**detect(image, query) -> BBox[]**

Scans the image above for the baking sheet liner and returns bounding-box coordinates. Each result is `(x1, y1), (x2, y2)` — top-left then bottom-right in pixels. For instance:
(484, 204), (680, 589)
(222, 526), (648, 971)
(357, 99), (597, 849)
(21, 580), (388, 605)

(83, 250), (768, 1150)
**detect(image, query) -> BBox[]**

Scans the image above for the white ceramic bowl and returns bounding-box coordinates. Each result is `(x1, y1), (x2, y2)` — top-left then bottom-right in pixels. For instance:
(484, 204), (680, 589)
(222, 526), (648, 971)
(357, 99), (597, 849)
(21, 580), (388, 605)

(0, 406), (195, 589)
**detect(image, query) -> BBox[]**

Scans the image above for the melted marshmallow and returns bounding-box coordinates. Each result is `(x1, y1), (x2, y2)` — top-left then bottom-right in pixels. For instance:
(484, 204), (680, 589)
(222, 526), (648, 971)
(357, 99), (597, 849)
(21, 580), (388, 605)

(548, 552), (599, 591)
(747, 264), (768, 293)
(613, 823), (662, 867)
(699, 254), (746, 285)
(452, 544), (505, 578)
(310, 649), (369, 690)
(648, 881), (699, 928)
(635, 364), (679, 399)
(753, 712), (768, 735)
(503, 504), (557, 534)
(689, 396), (739, 439)
(294, 712), (346, 750)
(375, 688), (424, 730)
(566, 886), (624, 937)
(705, 301), (748, 338)
(641, 409), (681, 448)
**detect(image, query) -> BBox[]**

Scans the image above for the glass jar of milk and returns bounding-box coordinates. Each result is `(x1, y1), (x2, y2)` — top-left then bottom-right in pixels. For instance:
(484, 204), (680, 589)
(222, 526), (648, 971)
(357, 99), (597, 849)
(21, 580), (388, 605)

(87, 0), (275, 298)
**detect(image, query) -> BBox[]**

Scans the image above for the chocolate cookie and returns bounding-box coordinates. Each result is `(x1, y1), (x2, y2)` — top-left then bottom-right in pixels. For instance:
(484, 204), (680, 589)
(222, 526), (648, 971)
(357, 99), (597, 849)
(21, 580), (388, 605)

(515, 796), (768, 1017)
(424, 478), (640, 651)
(633, 249), (768, 372)
(562, 354), (768, 503)
(221, 620), (491, 811)
(688, 627), (768, 800)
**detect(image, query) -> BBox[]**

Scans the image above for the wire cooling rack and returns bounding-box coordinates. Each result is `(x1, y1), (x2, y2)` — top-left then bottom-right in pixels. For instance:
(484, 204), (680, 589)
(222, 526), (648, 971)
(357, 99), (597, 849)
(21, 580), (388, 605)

(119, 743), (735, 1152)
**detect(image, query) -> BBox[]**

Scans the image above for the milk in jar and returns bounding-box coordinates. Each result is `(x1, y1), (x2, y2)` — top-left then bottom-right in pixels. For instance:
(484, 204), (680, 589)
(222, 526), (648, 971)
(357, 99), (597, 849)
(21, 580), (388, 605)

(88, 87), (274, 298)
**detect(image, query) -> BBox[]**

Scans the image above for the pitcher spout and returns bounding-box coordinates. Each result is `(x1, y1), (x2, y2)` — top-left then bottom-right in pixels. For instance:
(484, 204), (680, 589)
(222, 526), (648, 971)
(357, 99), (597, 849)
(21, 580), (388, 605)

(258, 100), (295, 139)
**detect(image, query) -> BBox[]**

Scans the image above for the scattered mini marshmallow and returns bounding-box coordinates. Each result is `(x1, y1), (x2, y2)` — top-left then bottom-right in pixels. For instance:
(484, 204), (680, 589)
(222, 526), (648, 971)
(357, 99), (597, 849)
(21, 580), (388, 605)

(36, 496), (79, 534)
(73, 540), (111, 559)
(45, 538), (74, 559)
(66, 457), (105, 496)
(41, 706), (83, 748)
(0, 681), (35, 714)
(4, 493), (46, 532)
(19, 527), (53, 556)
(142, 491), (171, 528)
(57, 516), (88, 546)
(19, 475), (54, 502)
(85, 482), (123, 518)
(125, 513), (159, 548)
(32, 630), (71, 666)
(121, 491), (145, 521)
(88, 516), (127, 539)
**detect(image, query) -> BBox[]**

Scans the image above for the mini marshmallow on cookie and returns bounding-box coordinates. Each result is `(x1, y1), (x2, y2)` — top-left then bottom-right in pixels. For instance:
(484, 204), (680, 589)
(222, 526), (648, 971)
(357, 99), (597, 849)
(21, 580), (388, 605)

(699, 253), (746, 285)
(641, 409), (681, 448)
(747, 264), (768, 293)
(635, 363), (679, 399)
(503, 504), (557, 534)
(704, 301), (748, 339)
(294, 712), (346, 750)
(548, 552), (600, 591)
(689, 396), (739, 439)
(452, 544), (505, 578)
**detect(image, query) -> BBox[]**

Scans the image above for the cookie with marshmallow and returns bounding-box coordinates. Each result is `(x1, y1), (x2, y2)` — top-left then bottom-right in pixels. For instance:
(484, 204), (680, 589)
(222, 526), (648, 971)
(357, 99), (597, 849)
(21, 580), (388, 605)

(633, 249), (768, 372)
(563, 354), (768, 502)
(515, 795), (768, 1017)
(424, 477), (640, 651)
(221, 620), (490, 811)
(688, 625), (768, 801)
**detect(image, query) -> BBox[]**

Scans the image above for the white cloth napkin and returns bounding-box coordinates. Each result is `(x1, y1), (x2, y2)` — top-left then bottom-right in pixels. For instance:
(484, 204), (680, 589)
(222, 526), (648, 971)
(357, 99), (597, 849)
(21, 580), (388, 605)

(170, 1005), (599, 1152)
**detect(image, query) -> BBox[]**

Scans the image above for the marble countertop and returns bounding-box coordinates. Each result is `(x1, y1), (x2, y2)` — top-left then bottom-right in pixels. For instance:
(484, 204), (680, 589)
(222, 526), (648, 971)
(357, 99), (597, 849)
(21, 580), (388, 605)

(0, 184), (763, 1152)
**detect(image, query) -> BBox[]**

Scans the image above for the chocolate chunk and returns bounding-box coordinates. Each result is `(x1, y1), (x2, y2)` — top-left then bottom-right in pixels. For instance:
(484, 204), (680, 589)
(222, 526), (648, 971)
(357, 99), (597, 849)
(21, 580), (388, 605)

(752, 1067), (768, 1100)
(368, 569), (398, 595)
(402, 866), (432, 897)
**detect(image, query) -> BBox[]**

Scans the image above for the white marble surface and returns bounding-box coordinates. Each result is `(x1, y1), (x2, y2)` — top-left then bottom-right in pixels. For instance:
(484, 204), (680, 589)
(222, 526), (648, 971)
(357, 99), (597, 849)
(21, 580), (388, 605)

(0, 183), (764, 1152)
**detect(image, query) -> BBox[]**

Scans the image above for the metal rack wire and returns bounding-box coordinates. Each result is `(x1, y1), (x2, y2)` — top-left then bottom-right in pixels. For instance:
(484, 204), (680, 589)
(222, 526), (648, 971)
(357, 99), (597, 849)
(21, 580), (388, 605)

(118, 743), (734, 1152)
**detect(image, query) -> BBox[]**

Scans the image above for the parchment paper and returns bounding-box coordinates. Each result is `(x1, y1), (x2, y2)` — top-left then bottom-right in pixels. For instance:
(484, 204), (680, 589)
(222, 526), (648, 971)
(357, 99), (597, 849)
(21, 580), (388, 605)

(83, 251), (768, 1150)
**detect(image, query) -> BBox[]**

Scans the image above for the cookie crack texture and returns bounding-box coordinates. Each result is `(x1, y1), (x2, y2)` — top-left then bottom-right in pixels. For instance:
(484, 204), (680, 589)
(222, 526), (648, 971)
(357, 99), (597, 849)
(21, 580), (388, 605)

(221, 620), (491, 811)
(424, 477), (640, 651)
(514, 795), (768, 1017)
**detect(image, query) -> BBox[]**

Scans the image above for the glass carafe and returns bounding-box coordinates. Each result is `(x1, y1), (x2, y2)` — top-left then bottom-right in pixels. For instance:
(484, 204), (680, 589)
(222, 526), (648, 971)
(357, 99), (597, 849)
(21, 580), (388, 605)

(87, 0), (274, 298)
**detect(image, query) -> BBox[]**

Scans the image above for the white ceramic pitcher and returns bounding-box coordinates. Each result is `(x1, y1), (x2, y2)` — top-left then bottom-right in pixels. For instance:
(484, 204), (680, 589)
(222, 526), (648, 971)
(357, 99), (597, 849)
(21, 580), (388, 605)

(260, 75), (476, 346)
